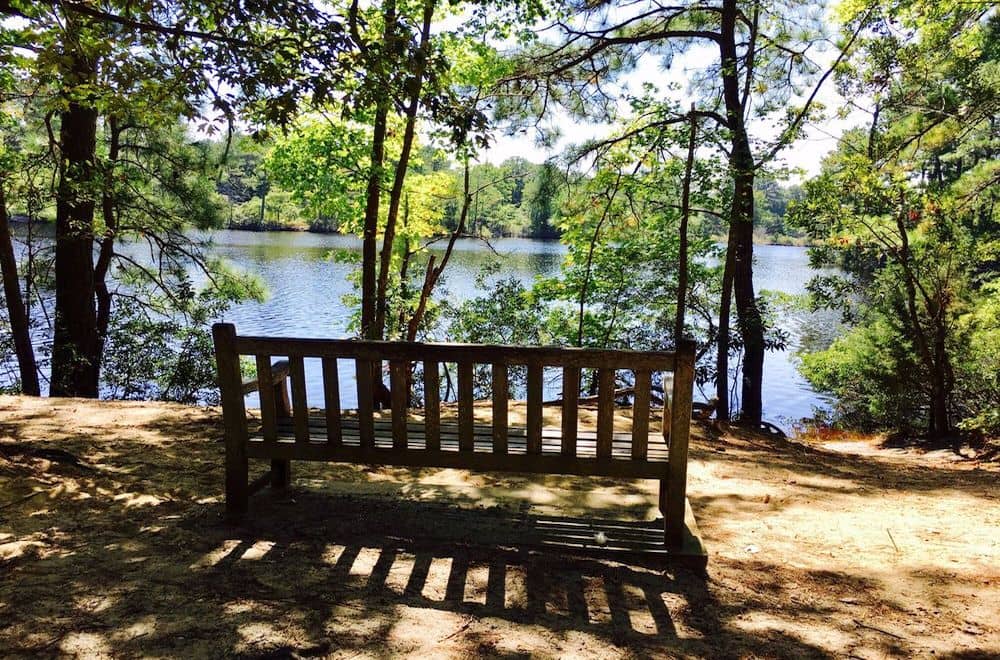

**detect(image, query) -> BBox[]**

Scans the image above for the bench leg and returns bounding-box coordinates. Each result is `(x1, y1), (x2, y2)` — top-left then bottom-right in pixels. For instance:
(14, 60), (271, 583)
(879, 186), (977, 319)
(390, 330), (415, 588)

(659, 478), (668, 516)
(271, 459), (291, 489)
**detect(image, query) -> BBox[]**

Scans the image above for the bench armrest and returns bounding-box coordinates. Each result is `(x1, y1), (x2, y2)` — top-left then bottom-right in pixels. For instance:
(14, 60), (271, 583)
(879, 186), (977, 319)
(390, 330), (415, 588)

(241, 359), (291, 395)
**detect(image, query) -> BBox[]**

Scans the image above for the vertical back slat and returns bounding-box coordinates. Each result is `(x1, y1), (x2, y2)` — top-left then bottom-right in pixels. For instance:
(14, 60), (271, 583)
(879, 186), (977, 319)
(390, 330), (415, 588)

(631, 368), (651, 460)
(289, 355), (310, 443)
(596, 368), (615, 460)
(423, 361), (440, 451)
(390, 361), (409, 450)
(458, 361), (474, 452)
(322, 357), (342, 446)
(560, 366), (580, 457)
(526, 363), (543, 455)
(255, 355), (277, 445)
(491, 362), (508, 454)
(355, 360), (375, 449)
(662, 371), (673, 444)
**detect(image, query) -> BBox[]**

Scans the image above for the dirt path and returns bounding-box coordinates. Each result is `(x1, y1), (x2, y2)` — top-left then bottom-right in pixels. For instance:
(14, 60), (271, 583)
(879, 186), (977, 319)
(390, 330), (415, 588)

(1, 395), (997, 658)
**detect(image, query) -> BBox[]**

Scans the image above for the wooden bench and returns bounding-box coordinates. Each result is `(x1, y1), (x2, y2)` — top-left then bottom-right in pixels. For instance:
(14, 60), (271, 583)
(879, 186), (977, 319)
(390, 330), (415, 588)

(212, 323), (703, 557)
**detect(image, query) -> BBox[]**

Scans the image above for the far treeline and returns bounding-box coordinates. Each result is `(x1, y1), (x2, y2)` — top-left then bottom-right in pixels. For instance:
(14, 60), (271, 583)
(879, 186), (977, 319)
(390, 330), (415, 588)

(215, 135), (806, 244)
(0, 0), (997, 442)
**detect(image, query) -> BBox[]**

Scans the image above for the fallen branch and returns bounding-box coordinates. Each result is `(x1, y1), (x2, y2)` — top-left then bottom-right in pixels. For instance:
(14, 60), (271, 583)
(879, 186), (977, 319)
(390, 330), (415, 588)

(437, 616), (473, 642)
(0, 488), (47, 510)
(854, 619), (906, 640)
(887, 528), (900, 553)
(543, 386), (667, 406)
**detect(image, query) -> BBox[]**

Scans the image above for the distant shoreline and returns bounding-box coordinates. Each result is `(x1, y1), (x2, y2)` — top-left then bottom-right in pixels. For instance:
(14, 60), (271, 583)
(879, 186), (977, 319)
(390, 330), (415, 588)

(10, 216), (810, 248)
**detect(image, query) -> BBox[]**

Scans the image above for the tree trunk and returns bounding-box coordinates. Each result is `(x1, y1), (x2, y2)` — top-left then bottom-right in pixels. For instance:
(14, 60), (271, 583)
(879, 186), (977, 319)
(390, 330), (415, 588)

(720, 0), (764, 424)
(0, 183), (40, 395)
(361, 102), (388, 340)
(893, 203), (949, 437)
(929, 299), (951, 438)
(50, 49), (100, 398)
(359, 0), (397, 341)
(675, 105), (697, 344)
(731, 165), (763, 423)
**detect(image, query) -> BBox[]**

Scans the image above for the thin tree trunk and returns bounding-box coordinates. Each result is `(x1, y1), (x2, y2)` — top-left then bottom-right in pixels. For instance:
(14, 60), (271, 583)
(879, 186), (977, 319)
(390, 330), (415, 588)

(0, 183), (40, 395)
(930, 323), (950, 437)
(577, 171), (623, 347)
(50, 46), (100, 398)
(359, 0), (397, 341)
(894, 202), (949, 436)
(405, 158), (471, 342)
(715, 226), (736, 420)
(375, 0), (435, 337)
(675, 104), (697, 344)
(94, 117), (122, 355)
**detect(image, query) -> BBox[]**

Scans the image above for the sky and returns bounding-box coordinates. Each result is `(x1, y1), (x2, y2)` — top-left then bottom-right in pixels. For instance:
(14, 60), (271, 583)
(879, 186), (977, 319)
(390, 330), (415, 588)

(476, 23), (869, 181)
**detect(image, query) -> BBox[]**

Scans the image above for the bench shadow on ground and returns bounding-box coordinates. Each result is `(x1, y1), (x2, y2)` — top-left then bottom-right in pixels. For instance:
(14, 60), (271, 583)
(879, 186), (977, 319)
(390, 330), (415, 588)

(2, 481), (837, 658)
(161, 490), (844, 658)
(3, 401), (998, 657)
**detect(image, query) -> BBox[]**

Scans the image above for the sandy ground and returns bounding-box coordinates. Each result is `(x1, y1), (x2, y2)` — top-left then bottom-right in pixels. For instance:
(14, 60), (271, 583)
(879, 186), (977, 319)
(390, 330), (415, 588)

(1, 394), (998, 659)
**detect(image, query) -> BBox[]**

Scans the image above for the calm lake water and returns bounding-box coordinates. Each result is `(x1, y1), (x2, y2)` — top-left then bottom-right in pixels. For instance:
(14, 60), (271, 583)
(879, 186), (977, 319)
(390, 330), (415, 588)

(210, 230), (839, 430)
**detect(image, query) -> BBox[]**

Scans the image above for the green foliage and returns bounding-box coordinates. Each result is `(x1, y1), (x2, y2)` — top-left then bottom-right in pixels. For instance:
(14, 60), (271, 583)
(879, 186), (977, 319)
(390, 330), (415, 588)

(952, 282), (1000, 435)
(265, 118), (373, 229)
(101, 286), (234, 404)
(800, 319), (925, 432)
(447, 268), (549, 396)
(448, 269), (549, 347)
(792, 2), (1000, 437)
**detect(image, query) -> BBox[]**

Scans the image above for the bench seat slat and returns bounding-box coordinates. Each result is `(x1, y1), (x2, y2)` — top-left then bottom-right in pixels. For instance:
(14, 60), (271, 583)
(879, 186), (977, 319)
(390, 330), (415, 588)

(245, 437), (670, 478)
(256, 422), (671, 462)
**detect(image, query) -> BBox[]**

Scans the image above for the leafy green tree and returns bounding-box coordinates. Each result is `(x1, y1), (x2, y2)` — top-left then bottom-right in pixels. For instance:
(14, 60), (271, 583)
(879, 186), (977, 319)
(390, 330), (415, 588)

(0, 0), (345, 396)
(525, 162), (565, 238)
(794, 2), (999, 438)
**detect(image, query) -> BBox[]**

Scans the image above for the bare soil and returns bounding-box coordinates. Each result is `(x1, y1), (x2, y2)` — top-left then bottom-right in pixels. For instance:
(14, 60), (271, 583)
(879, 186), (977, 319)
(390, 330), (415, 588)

(1, 395), (997, 659)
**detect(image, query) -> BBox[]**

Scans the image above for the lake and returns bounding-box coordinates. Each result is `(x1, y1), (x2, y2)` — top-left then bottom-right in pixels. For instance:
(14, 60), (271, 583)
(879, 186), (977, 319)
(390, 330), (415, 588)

(209, 230), (839, 431)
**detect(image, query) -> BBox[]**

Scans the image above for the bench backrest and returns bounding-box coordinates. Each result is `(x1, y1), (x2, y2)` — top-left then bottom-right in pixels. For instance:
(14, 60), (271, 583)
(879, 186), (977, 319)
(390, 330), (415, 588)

(214, 323), (694, 466)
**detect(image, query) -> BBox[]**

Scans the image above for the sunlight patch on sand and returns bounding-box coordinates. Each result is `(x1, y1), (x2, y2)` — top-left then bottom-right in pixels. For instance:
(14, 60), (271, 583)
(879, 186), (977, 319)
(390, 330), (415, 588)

(734, 612), (857, 653)
(113, 615), (158, 642)
(348, 547), (381, 577)
(60, 631), (112, 658)
(241, 540), (275, 560)
(321, 543), (347, 565)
